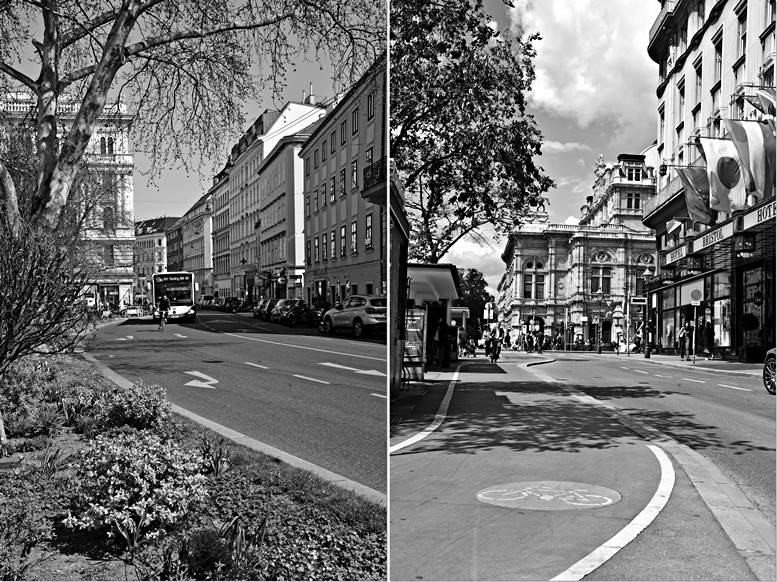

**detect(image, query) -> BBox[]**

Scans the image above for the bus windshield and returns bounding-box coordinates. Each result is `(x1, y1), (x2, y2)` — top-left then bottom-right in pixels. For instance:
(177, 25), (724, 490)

(153, 273), (194, 306)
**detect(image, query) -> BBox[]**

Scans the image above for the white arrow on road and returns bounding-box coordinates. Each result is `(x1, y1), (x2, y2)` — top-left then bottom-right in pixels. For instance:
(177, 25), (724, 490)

(115, 335), (134, 341)
(319, 362), (386, 377)
(174, 333), (188, 338)
(183, 370), (218, 389)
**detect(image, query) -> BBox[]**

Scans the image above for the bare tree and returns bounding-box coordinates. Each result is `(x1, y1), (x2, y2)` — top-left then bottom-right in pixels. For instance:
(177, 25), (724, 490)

(0, 0), (383, 444)
(0, 0), (384, 232)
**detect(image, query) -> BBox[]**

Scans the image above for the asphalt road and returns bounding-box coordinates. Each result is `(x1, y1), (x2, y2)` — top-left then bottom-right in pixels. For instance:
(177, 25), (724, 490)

(86, 311), (387, 492)
(390, 355), (770, 580)
(534, 354), (775, 526)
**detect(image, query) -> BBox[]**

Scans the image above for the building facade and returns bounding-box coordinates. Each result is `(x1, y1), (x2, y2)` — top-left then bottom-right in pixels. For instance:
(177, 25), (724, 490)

(166, 219), (184, 273)
(644, 0), (775, 361)
(181, 192), (214, 300)
(301, 57), (387, 307)
(498, 149), (658, 350)
(211, 163), (232, 301)
(1, 93), (137, 309)
(227, 103), (326, 301)
(134, 216), (180, 295)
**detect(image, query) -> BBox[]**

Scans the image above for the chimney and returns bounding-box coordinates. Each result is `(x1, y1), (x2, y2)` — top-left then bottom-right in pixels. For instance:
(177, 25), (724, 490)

(304, 82), (316, 105)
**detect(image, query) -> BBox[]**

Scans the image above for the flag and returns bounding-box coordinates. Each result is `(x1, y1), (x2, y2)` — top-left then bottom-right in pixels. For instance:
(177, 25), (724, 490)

(744, 88), (777, 117)
(675, 166), (716, 224)
(723, 118), (776, 201)
(666, 218), (684, 234)
(698, 137), (747, 213)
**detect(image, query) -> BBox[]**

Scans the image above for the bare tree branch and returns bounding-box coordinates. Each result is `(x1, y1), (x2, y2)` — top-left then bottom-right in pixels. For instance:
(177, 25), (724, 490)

(0, 61), (37, 92)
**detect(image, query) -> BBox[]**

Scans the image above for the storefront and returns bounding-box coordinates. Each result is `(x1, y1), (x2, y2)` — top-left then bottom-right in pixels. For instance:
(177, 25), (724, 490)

(649, 197), (774, 362)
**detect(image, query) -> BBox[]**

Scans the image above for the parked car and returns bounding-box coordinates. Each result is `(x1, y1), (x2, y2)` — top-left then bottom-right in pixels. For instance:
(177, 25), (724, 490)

(221, 297), (241, 313)
(320, 295), (387, 338)
(279, 299), (317, 326)
(253, 299), (269, 319)
(763, 348), (775, 395)
(269, 298), (294, 323)
(198, 294), (215, 309)
(257, 298), (278, 320)
(239, 300), (256, 312)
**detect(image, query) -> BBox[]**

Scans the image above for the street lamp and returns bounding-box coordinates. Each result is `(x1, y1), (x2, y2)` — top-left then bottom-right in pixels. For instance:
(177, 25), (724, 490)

(240, 257), (247, 300)
(642, 266), (654, 358)
(595, 290), (604, 354)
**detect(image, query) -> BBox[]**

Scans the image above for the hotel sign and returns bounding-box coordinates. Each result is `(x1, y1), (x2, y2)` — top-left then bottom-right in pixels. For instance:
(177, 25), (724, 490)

(742, 200), (776, 231)
(692, 222), (734, 253)
(665, 244), (687, 265)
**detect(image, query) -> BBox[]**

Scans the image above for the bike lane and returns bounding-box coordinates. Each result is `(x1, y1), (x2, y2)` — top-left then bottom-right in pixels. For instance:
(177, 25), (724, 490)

(389, 360), (756, 580)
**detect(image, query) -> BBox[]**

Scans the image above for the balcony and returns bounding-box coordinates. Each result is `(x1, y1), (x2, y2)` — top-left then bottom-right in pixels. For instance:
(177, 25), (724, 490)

(362, 157), (387, 206)
(648, 0), (677, 61)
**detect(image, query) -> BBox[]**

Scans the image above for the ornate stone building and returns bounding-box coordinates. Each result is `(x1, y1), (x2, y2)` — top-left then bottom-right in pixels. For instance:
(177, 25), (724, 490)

(180, 192), (213, 299)
(134, 216), (181, 294)
(497, 147), (658, 349)
(1, 92), (136, 309)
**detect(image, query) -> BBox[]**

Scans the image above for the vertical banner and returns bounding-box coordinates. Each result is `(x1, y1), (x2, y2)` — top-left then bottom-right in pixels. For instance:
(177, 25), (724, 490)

(403, 308), (426, 380)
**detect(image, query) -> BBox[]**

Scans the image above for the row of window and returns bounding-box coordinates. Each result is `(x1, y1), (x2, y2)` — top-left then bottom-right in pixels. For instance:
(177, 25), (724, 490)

(520, 268), (647, 300)
(306, 215), (373, 265)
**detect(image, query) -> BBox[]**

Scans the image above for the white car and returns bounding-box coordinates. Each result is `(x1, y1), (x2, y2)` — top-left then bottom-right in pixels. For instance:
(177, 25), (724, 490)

(320, 295), (387, 338)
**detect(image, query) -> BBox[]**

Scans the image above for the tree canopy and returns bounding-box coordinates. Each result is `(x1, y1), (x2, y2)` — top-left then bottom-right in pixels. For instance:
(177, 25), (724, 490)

(0, 0), (384, 233)
(453, 267), (493, 338)
(391, 0), (554, 263)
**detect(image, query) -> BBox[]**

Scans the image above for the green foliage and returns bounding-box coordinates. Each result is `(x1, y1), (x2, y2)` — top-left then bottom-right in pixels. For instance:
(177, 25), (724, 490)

(391, 0), (554, 262)
(0, 470), (54, 580)
(64, 431), (208, 546)
(93, 381), (171, 431)
(454, 268), (495, 337)
(200, 433), (231, 477)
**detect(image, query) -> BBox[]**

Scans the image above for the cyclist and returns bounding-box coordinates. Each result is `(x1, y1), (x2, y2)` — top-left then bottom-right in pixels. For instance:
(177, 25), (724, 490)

(158, 293), (170, 331)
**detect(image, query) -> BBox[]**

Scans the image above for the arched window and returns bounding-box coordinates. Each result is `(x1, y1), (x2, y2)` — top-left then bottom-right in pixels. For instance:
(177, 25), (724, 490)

(107, 137), (114, 155)
(100, 137), (106, 155)
(590, 251), (612, 294)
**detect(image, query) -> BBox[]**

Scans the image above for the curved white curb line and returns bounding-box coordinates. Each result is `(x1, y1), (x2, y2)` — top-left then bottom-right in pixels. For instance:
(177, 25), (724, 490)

(550, 444), (675, 581)
(389, 364), (463, 454)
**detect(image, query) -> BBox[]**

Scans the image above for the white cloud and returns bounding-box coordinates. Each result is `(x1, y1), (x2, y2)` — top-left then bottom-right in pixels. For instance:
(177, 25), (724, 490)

(440, 230), (508, 292)
(543, 140), (592, 154)
(510, 1), (659, 132)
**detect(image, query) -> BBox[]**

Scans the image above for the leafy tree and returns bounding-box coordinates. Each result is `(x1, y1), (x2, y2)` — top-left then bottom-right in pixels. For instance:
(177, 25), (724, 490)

(453, 268), (493, 339)
(0, 0), (383, 444)
(391, 0), (554, 263)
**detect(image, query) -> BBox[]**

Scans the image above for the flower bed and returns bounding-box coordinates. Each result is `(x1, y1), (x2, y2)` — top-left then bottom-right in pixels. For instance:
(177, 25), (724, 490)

(0, 355), (386, 581)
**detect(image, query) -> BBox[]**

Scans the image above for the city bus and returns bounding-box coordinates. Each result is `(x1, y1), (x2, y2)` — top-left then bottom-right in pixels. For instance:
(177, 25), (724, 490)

(151, 271), (197, 322)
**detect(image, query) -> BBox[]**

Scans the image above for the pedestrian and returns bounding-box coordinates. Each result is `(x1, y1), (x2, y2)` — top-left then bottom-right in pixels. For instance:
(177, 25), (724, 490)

(483, 326), (492, 357)
(678, 319), (687, 359)
(536, 329), (543, 354)
(439, 318), (450, 369)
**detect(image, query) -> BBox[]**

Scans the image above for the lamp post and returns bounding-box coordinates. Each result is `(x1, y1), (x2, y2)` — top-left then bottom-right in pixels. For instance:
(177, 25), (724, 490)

(594, 290), (604, 354)
(240, 257), (247, 300)
(643, 266), (653, 358)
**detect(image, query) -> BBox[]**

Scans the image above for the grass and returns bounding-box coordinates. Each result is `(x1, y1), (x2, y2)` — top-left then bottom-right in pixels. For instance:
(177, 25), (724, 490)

(0, 354), (386, 581)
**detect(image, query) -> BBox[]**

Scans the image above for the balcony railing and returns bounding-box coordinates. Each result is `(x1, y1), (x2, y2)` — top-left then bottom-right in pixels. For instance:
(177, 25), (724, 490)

(649, 0), (677, 48)
(363, 157), (387, 191)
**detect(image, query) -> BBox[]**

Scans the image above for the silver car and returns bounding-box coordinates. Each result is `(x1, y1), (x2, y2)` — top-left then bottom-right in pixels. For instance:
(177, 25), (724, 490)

(321, 295), (387, 338)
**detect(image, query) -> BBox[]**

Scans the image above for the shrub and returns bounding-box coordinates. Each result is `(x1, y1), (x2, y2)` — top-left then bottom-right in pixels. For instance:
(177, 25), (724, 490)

(0, 471), (54, 580)
(64, 431), (207, 547)
(200, 434), (231, 477)
(93, 381), (170, 431)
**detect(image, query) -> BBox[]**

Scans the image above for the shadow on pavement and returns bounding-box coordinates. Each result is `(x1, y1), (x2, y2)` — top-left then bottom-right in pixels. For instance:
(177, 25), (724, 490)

(393, 378), (773, 458)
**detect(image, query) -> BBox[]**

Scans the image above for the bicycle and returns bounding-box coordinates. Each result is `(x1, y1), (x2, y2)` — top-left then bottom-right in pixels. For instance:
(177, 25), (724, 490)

(159, 310), (168, 332)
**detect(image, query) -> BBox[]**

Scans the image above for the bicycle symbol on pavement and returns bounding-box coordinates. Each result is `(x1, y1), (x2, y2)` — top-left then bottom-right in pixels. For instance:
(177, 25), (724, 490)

(476, 481), (621, 510)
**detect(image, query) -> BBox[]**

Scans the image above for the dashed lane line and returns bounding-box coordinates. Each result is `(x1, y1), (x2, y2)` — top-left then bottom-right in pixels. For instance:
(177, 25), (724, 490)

(620, 366), (630, 370)
(244, 362), (269, 369)
(225, 332), (385, 362)
(551, 444), (675, 581)
(718, 383), (752, 392)
(371, 393), (387, 399)
(633, 369), (649, 374)
(293, 374), (330, 385)
(683, 378), (705, 383)
(655, 374), (667, 378)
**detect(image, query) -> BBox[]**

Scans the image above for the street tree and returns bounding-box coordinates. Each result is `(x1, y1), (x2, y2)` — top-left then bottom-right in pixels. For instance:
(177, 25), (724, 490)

(0, 0), (383, 444)
(391, 0), (554, 263)
(453, 268), (493, 339)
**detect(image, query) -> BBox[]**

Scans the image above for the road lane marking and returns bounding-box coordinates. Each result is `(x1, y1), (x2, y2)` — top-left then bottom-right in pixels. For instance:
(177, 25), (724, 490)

(225, 333), (384, 362)
(390, 365), (463, 454)
(620, 367), (630, 370)
(319, 362), (387, 377)
(174, 333), (188, 338)
(683, 378), (705, 383)
(115, 335), (134, 341)
(244, 362), (269, 369)
(633, 369), (649, 374)
(293, 374), (330, 384)
(551, 444), (675, 581)
(320, 362), (359, 372)
(371, 393), (387, 399)
(718, 383), (752, 392)
(183, 370), (218, 389)
(655, 374), (666, 378)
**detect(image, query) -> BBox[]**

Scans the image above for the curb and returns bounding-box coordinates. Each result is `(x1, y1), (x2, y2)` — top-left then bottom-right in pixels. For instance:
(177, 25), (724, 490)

(79, 352), (386, 507)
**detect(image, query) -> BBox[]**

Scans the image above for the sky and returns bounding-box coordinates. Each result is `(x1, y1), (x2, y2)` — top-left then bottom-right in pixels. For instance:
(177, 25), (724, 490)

(442, 0), (662, 295)
(133, 58), (341, 221)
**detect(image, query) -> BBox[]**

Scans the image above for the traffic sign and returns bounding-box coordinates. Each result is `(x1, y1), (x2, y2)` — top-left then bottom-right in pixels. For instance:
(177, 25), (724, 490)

(691, 300), (701, 306)
(630, 297), (647, 305)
